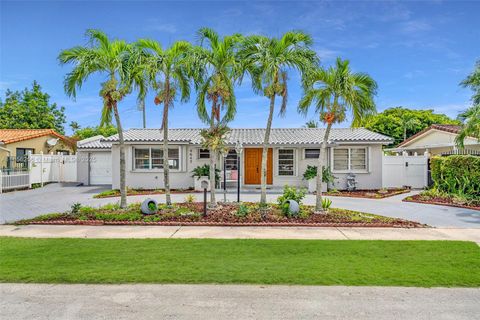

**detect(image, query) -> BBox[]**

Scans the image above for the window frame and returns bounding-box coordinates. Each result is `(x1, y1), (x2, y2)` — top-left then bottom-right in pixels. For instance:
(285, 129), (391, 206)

(198, 148), (210, 159)
(331, 147), (368, 173)
(277, 148), (296, 176)
(133, 146), (181, 171)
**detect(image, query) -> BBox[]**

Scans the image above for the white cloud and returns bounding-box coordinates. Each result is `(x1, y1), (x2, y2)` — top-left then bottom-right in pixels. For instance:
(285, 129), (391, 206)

(144, 20), (177, 34)
(398, 20), (432, 34)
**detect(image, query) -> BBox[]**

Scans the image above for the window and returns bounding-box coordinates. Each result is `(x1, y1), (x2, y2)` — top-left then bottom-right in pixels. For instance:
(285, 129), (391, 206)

(278, 149), (295, 176)
(15, 148), (34, 168)
(134, 147), (180, 170)
(304, 148), (320, 159)
(198, 148), (210, 159)
(333, 148), (367, 172)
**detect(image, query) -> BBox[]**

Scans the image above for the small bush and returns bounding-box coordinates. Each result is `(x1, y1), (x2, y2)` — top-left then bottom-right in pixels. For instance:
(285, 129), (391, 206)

(277, 185), (307, 216)
(191, 164), (220, 182)
(322, 198), (332, 210)
(236, 204), (250, 217)
(302, 165), (335, 183)
(430, 156), (480, 198)
(185, 194), (196, 203)
(70, 203), (82, 215)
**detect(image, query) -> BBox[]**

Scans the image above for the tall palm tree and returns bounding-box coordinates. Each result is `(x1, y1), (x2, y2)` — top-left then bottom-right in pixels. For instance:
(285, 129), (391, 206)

(128, 39), (192, 205)
(59, 29), (131, 208)
(304, 120), (319, 128)
(299, 58), (377, 212)
(455, 104), (480, 148)
(192, 27), (241, 207)
(400, 115), (420, 141)
(460, 60), (480, 105)
(239, 31), (318, 205)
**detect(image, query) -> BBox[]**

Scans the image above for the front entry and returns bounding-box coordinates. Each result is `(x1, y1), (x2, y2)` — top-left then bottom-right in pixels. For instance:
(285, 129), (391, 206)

(244, 148), (273, 185)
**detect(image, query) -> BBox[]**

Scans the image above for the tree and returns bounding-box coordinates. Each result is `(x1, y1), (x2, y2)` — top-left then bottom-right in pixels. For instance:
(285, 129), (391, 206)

(456, 60), (480, 148)
(304, 120), (318, 128)
(299, 58), (377, 212)
(72, 124), (118, 140)
(128, 39), (192, 205)
(69, 121), (81, 132)
(59, 29), (131, 208)
(239, 31), (318, 206)
(192, 28), (241, 207)
(361, 107), (459, 145)
(0, 81), (66, 133)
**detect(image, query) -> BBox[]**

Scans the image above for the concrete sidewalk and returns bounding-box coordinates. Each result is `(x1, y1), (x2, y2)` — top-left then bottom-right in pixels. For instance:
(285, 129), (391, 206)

(1, 225), (479, 242)
(2, 284), (479, 320)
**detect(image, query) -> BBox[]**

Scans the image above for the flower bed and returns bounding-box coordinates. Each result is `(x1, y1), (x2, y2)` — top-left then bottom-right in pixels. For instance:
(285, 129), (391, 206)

(17, 202), (426, 228)
(325, 188), (410, 199)
(94, 188), (198, 198)
(404, 193), (480, 211)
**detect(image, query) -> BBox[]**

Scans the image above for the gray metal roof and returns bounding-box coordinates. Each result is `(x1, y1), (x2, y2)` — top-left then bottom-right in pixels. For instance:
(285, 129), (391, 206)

(104, 128), (393, 145)
(77, 135), (112, 149)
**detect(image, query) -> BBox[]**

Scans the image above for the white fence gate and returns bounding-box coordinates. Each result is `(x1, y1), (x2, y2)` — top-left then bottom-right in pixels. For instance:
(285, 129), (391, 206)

(0, 154), (77, 193)
(382, 152), (428, 189)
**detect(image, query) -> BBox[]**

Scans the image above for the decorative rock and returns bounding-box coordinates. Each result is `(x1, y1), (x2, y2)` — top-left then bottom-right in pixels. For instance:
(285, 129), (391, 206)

(141, 198), (158, 215)
(286, 200), (300, 216)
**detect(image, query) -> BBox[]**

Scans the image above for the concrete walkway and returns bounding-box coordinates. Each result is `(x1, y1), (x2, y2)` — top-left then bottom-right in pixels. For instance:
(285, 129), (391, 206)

(1, 284), (479, 320)
(1, 183), (479, 227)
(1, 225), (479, 242)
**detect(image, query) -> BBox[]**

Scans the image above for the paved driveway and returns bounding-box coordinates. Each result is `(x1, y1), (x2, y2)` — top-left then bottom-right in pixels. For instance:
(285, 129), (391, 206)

(1, 183), (479, 228)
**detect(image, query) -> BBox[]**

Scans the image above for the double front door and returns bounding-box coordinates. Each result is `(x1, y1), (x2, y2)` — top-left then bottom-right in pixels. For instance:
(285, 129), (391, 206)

(244, 148), (273, 185)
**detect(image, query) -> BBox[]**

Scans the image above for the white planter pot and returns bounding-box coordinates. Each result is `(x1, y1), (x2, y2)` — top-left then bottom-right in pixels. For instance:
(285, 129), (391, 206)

(194, 176), (210, 191)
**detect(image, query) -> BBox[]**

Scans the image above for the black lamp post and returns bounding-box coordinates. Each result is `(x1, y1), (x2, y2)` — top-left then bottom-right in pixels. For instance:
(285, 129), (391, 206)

(235, 141), (243, 203)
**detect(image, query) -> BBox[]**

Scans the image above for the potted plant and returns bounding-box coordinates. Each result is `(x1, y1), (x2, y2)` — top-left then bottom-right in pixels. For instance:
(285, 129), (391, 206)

(302, 165), (335, 192)
(191, 164), (220, 191)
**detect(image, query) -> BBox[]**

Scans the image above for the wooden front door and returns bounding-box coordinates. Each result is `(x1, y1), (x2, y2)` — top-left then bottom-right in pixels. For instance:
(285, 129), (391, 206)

(244, 148), (273, 185)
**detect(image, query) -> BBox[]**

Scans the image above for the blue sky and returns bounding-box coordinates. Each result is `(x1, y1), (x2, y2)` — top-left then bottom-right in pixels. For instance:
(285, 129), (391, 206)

(1, 0), (479, 135)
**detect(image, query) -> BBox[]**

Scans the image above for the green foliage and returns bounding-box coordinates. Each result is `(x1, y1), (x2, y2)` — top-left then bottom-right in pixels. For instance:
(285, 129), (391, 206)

(322, 198), (332, 210)
(460, 60), (480, 105)
(191, 164), (220, 182)
(147, 202), (157, 212)
(70, 203), (82, 215)
(430, 156), (480, 198)
(236, 204), (250, 217)
(277, 185), (307, 216)
(302, 165), (335, 183)
(72, 125), (117, 140)
(184, 194), (196, 203)
(0, 81), (66, 134)
(361, 107), (459, 146)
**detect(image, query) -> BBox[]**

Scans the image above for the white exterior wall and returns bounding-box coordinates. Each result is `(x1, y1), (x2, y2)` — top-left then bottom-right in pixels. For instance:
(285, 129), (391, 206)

(111, 143), (384, 190)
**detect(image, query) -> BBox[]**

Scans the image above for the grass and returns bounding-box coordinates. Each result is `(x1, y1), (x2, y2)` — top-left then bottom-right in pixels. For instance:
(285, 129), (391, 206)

(1, 238), (479, 287)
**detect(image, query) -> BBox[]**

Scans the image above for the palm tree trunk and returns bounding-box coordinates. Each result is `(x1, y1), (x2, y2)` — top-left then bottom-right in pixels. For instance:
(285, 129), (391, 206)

(315, 122), (332, 212)
(112, 102), (127, 208)
(162, 99), (172, 206)
(142, 105), (146, 129)
(209, 99), (217, 207)
(260, 95), (276, 205)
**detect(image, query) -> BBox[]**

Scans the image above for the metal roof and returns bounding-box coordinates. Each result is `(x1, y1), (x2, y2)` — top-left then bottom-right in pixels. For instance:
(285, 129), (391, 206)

(77, 135), (112, 149)
(104, 128), (393, 145)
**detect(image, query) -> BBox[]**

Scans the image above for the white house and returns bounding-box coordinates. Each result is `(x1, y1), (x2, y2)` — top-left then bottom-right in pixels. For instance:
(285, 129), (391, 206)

(77, 128), (394, 190)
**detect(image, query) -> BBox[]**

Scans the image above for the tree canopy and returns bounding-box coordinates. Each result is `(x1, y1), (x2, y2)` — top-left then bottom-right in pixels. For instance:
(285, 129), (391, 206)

(361, 107), (460, 145)
(71, 124), (118, 140)
(0, 81), (66, 134)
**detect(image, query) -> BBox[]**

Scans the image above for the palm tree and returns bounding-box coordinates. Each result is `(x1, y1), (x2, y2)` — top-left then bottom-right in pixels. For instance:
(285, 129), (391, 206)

(400, 115), (420, 141)
(299, 58), (377, 212)
(304, 120), (318, 128)
(192, 28), (241, 207)
(455, 104), (480, 148)
(59, 29), (131, 208)
(128, 39), (192, 205)
(460, 60), (480, 105)
(239, 31), (318, 205)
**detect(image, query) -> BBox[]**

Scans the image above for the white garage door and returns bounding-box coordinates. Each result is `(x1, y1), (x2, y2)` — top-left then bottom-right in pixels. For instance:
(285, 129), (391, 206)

(89, 152), (112, 185)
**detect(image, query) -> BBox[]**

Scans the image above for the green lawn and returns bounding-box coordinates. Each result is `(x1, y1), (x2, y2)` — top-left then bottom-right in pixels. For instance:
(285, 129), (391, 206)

(1, 237), (479, 287)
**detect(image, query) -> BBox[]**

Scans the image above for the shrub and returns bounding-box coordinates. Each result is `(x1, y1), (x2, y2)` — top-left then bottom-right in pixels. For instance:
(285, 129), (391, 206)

(277, 185), (307, 216)
(70, 203), (82, 215)
(302, 165), (335, 183)
(185, 194), (196, 203)
(322, 198), (332, 210)
(430, 156), (480, 198)
(236, 204), (250, 217)
(191, 164), (220, 182)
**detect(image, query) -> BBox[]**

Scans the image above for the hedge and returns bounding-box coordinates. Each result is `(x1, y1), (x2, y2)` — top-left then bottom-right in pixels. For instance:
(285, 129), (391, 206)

(430, 155), (480, 198)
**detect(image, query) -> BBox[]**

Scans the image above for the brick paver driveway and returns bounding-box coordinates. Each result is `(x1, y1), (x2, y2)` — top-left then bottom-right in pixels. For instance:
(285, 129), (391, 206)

(1, 183), (479, 228)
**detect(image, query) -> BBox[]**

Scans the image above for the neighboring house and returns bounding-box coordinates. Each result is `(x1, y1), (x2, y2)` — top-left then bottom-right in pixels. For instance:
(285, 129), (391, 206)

(76, 128), (393, 190)
(0, 129), (76, 168)
(388, 124), (480, 156)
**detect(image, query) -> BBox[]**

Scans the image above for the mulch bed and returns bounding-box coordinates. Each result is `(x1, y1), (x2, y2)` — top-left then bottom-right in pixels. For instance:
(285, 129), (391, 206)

(95, 189), (200, 198)
(325, 188), (410, 199)
(18, 202), (426, 228)
(404, 195), (480, 211)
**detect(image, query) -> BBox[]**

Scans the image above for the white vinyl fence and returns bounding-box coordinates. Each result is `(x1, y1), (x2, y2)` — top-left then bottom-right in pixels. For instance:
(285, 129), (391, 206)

(0, 153), (77, 193)
(382, 152), (428, 189)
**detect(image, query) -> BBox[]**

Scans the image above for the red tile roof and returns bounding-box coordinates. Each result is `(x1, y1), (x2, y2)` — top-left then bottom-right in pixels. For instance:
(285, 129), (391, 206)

(0, 129), (76, 147)
(397, 124), (462, 147)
